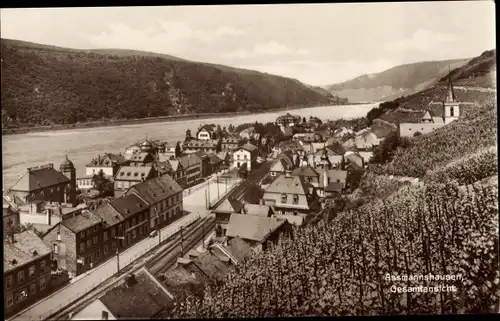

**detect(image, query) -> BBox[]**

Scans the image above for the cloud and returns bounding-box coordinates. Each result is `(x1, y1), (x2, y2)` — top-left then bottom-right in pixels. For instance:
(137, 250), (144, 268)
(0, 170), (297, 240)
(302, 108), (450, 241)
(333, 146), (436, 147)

(221, 41), (310, 59)
(87, 21), (245, 55)
(386, 29), (457, 51)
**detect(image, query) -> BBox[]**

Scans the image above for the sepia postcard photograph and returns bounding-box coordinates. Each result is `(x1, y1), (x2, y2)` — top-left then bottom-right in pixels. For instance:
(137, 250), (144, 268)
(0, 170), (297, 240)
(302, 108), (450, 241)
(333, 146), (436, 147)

(1, 1), (498, 319)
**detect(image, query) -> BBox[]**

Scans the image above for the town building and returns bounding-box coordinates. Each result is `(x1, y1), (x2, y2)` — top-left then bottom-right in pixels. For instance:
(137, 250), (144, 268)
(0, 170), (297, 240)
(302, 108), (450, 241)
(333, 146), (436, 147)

(269, 151), (297, 177)
(221, 136), (243, 151)
(291, 165), (320, 187)
(242, 203), (273, 217)
(316, 150), (348, 198)
(71, 269), (173, 320)
(213, 197), (245, 233)
(42, 209), (104, 277)
(233, 143), (259, 171)
(4, 230), (53, 318)
(178, 251), (231, 285)
(225, 214), (287, 252)
(399, 75), (460, 137)
(313, 146), (344, 169)
(85, 153), (129, 177)
(177, 153), (203, 187)
(182, 139), (219, 154)
(125, 174), (184, 231)
(128, 152), (155, 167)
(196, 125), (217, 140)
(262, 169), (319, 217)
(6, 157), (77, 208)
(113, 166), (154, 198)
(3, 196), (21, 234)
(276, 113), (301, 132)
(344, 152), (365, 171)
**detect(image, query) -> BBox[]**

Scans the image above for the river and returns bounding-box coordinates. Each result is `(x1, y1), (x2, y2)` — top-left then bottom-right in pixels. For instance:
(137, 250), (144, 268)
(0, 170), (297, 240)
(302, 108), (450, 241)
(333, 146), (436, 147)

(2, 103), (377, 189)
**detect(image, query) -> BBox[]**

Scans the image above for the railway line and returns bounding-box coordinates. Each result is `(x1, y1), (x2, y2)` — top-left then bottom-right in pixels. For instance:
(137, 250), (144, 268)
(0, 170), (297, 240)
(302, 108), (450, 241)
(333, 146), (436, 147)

(48, 215), (210, 320)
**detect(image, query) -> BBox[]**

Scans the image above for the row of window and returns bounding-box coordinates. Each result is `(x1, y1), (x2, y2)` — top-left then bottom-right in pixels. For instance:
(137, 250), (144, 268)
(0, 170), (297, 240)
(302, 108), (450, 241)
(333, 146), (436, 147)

(152, 193), (181, 213)
(29, 184), (68, 198)
(235, 154), (248, 160)
(281, 193), (300, 205)
(6, 278), (47, 307)
(6, 261), (47, 288)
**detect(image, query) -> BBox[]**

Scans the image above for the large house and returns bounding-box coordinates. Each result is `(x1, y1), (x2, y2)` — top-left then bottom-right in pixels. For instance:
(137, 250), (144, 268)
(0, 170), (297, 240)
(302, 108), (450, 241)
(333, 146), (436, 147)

(113, 166), (155, 198)
(291, 166), (320, 187)
(276, 113), (301, 132)
(42, 209), (104, 277)
(183, 139), (219, 154)
(4, 231), (53, 318)
(221, 136), (243, 151)
(233, 143), (259, 171)
(262, 169), (318, 217)
(313, 146), (344, 170)
(213, 197), (245, 233)
(177, 153), (203, 187)
(399, 75), (460, 138)
(196, 125), (217, 140)
(85, 153), (129, 177)
(6, 157), (77, 208)
(125, 175), (184, 231)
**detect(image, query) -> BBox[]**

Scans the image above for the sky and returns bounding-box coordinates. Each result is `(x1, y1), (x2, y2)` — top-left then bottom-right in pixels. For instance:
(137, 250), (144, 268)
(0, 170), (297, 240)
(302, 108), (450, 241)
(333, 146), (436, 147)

(0, 2), (495, 86)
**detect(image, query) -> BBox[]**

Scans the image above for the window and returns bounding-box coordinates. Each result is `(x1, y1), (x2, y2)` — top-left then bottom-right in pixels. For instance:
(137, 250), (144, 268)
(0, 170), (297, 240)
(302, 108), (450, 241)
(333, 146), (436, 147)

(40, 260), (46, 272)
(450, 106), (454, 117)
(293, 194), (299, 205)
(80, 231), (85, 239)
(29, 266), (35, 277)
(104, 245), (109, 255)
(80, 243), (86, 253)
(102, 311), (109, 320)
(111, 242), (116, 250)
(93, 236), (98, 245)
(132, 230), (137, 239)
(132, 217), (136, 226)
(103, 231), (108, 242)
(95, 250), (100, 260)
(7, 295), (13, 307)
(18, 271), (24, 283)
(111, 228), (116, 237)
(16, 290), (27, 302)
(6, 276), (13, 288)
(94, 226), (98, 232)
(40, 278), (46, 290)
(86, 239), (91, 248)
(30, 284), (36, 294)
(281, 194), (288, 203)
(176, 207), (180, 214)
(54, 244), (59, 254)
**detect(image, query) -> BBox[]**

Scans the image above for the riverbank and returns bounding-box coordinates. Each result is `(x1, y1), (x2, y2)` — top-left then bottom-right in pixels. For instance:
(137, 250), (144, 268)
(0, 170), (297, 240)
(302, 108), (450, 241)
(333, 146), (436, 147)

(2, 102), (369, 136)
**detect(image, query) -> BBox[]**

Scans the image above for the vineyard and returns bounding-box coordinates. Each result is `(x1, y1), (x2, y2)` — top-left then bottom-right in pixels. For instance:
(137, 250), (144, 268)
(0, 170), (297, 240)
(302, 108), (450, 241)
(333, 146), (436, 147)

(424, 147), (498, 186)
(171, 178), (499, 317)
(370, 105), (497, 177)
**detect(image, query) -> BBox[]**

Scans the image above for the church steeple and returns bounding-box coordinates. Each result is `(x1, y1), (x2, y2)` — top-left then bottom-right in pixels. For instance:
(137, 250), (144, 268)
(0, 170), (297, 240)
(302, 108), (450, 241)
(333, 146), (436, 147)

(446, 70), (456, 103)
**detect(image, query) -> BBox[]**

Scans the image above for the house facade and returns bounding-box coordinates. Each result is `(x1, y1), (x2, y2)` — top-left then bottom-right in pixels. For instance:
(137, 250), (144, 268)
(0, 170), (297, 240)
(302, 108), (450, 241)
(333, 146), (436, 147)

(4, 231), (53, 318)
(177, 153), (203, 187)
(233, 143), (258, 171)
(85, 153), (129, 177)
(125, 175), (184, 231)
(113, 166), (154, 198)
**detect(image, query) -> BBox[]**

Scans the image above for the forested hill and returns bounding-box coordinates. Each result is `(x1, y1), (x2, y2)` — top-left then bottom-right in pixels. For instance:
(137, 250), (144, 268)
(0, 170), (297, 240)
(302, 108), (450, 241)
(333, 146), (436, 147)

(1, 38), (335, 128)
(324, 58), (470, 102)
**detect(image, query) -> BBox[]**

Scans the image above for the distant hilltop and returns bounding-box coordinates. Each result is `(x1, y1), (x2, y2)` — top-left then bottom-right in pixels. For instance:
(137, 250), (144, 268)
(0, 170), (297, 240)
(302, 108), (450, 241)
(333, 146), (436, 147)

(1, 38), (345, 130)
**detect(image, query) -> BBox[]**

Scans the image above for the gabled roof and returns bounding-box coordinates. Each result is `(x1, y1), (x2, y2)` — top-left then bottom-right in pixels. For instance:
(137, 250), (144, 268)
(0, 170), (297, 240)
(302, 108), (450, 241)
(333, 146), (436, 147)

(61, 210), (102, 233)
(115, 166), (153, 182)
(86, 153), (128, 167)
(100, 270), (173, 319)
(177, 153), (202, 168)
(325, 182), (343, 193)
(109, 194), (148, 219)
(126, 175), (183, 206)
(4, 230), (52, 272)
(226, 214), (285, 243)
(190, 251), (230, 282)
(152, 161), (173, 175)
(243, 204), (272, 217)
(265, 175), (310, 195)
(270, 159), (288, 173)
(213, 197), (244, 214)
(318, 169), (348, 188)
(9, 165), (70, 192)
(168, 159), (181, 172)
(291, 166), (319, 178)
(208, 153), (222, 164)
(94, 203), (124, 227)
(237, 143), (258, 153)
(129, 152), (152, 163)
(326, 142), (346, 155)
(224, 236), (254, 263)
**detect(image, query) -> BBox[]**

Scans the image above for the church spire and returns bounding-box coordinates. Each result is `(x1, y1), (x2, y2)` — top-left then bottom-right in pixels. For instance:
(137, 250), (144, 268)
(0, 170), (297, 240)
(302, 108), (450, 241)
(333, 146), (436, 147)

(446, 68), (455, 103)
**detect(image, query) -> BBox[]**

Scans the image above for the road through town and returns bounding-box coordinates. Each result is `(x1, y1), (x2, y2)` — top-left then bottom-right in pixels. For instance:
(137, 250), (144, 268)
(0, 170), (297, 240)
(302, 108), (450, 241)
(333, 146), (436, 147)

(9, 173), (241, 321)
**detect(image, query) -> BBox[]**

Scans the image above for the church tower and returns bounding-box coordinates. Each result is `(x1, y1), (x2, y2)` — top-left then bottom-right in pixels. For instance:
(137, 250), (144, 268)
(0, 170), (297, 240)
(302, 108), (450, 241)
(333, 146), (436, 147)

(442, 72), (460, 124)
(59, 155), (77, 207)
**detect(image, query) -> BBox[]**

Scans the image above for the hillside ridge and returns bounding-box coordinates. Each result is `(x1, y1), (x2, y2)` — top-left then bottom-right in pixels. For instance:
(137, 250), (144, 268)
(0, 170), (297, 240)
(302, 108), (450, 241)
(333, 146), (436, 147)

(1, 38), (340, 129)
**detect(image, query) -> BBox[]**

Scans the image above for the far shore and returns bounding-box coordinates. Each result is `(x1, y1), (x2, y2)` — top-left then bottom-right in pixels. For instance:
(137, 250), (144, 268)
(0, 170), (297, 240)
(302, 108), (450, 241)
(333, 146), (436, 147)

(2, 101), (370, 136)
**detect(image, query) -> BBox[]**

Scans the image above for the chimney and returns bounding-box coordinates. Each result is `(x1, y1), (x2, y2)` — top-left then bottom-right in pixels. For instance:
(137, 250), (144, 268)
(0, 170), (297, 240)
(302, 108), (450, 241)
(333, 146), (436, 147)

(125, 273), (136, 287)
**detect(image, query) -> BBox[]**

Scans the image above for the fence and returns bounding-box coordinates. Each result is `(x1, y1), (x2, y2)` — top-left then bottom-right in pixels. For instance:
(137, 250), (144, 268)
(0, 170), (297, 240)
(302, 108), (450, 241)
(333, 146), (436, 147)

(27, 214), (202, 321)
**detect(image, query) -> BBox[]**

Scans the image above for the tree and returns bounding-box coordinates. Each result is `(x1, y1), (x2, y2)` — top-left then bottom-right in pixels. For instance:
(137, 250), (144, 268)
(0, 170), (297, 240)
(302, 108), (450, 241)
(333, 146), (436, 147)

(175, 142), (182, 158)
(92, 170), (114, 197)
(216, 138), (223, 153)
(413, 131), (422, 137)
(302, 117), (307, 124)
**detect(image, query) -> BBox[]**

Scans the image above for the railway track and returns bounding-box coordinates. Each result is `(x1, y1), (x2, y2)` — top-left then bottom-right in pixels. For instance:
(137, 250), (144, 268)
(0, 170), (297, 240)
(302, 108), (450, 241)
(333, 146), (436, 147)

(48, 216), (208, 320)
(146, 216), (216, 276)
(210, 161), (272, 210)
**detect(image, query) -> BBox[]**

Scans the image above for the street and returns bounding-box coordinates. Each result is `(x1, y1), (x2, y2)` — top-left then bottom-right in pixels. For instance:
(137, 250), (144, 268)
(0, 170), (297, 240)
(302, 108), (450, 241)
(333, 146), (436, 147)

(9, 173), (241, 321)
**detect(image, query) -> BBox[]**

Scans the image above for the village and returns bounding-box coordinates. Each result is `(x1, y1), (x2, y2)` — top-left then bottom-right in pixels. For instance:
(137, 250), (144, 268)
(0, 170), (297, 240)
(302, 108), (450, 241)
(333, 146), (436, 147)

(3, 79), (463, 320)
